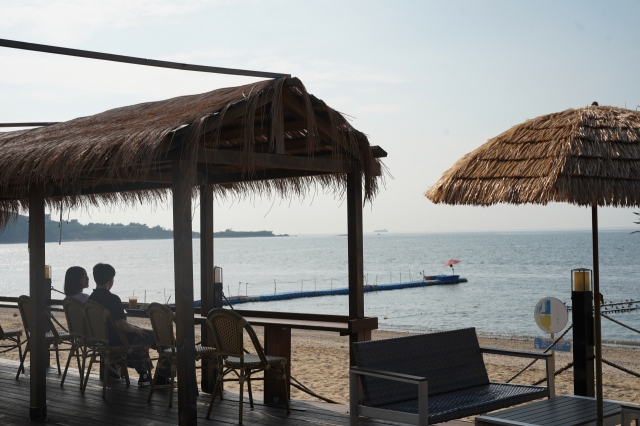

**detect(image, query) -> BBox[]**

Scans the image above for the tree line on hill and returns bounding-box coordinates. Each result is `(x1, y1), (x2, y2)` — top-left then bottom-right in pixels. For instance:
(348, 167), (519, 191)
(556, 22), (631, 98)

(0, 215), (286, 244)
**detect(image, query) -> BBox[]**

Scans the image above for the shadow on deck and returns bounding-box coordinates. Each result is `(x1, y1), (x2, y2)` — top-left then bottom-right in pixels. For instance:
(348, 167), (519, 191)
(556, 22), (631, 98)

(2, 357), (456, 426)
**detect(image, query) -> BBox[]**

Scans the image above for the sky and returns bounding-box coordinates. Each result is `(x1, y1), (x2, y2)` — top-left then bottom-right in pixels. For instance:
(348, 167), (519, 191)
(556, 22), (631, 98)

(1, 0), (640, 234)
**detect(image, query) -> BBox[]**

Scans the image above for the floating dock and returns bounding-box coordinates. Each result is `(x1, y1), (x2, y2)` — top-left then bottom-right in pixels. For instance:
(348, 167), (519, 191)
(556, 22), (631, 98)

(195, 276), (468, 307)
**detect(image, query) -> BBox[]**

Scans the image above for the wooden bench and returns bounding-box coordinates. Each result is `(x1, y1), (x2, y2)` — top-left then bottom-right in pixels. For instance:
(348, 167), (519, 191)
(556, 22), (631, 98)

(349, 327), (555, 426)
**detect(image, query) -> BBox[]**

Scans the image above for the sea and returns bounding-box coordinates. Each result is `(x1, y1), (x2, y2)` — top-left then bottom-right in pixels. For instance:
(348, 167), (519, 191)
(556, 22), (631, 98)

(1, 230), (639, 344)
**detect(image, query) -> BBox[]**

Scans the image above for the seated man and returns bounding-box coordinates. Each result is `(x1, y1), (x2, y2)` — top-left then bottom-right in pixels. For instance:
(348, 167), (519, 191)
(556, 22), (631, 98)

(88, 263), (170, 386)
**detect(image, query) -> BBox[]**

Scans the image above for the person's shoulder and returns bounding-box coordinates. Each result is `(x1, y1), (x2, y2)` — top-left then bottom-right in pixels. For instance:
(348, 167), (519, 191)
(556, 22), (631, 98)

(109, 292), (122, 304)
(73, 293), (90, 303)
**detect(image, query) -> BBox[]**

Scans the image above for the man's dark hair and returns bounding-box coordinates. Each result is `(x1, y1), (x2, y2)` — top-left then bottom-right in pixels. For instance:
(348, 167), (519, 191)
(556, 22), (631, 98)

(93, 263), (116, 286)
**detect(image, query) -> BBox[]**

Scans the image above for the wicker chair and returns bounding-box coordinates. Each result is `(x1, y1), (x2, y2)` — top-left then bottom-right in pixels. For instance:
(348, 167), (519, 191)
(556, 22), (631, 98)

(82, 300), (152, 398)
(61, 297), (95, 389)
(15, 295), (72, 380)
(205, 308), (290, 424)
(0, 322), (23, 362)
(146, 303), (218, 407)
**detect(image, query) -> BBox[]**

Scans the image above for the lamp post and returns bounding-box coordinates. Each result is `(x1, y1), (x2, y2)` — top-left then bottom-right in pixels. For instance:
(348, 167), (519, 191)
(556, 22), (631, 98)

(571, 268), (595, 397)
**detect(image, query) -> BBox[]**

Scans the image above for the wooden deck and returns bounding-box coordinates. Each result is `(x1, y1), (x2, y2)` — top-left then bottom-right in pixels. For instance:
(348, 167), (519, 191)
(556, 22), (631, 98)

(0, 358), (473, 426)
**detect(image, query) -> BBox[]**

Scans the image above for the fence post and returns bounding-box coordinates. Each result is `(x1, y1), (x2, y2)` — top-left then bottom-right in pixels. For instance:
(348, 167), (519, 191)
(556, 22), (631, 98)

(572, 288), (595, 397)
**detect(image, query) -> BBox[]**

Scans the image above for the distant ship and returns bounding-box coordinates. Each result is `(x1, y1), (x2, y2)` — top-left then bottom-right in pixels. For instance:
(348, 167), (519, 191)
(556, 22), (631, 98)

(374, 229), (388, 233)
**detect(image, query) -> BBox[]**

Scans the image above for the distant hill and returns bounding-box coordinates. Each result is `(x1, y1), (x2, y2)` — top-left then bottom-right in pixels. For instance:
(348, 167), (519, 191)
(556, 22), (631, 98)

(214, 229), (288, 238)
(0, 215), (287, 244)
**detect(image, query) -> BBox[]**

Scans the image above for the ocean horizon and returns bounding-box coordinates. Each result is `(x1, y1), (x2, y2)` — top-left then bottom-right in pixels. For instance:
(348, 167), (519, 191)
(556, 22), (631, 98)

(1, 229), (639, 344)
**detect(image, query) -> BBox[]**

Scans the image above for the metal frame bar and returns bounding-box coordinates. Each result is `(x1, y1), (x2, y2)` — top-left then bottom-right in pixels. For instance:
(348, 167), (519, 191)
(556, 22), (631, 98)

(349, 367), (428, 426)
(0, 38), (289, 79)
(480, 347), (555, 398)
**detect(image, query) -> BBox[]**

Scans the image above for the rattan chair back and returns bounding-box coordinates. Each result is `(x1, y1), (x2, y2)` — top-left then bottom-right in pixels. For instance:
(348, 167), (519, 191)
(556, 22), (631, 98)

(83, 300), (130, 351)
(17, 295), (32, 336)
(17, 295), (58, 339)
(147, 303), (175, 353)
(206, 308), (267, 365)
(63, 297), (89, 341)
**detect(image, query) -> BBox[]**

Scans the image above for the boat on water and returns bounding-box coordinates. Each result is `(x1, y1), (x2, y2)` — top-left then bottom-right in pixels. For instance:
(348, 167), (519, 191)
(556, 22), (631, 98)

(374, 229), (388, 233)
(422, 274), (467, 284)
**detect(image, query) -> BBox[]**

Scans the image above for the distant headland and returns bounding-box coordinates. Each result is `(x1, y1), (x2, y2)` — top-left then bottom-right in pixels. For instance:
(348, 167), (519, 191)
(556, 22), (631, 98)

(0, 215), (288, 244)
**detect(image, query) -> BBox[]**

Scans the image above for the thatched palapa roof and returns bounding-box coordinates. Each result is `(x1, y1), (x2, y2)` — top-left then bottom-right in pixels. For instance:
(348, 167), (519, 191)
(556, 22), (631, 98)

(0, 77), (386, 230)
(425, 105), (640, 208)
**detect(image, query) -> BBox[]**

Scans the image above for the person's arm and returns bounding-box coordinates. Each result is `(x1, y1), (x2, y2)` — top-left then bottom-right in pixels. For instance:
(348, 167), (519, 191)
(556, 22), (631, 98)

(115, 319), (148, 339)
(109, 294), (147, 339)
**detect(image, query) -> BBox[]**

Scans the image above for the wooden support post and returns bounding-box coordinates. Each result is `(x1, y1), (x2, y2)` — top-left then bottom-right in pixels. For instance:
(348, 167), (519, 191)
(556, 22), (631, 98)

(263, 326), (292, 403)
(200, 184), (216, 393)
(28, 184), (47, 421)
(347, 166), (368, 365)
(172, 159), (198, 425)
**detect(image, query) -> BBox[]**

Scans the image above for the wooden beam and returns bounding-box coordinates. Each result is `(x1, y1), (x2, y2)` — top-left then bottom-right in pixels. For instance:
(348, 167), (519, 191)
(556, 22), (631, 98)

(0, 122), (59, 128)
(347, 166), (367, 365)
(172, 159), (198, 425)
(28, 184), (47, 421)
(204, 168), (333, 185)
(199, 184), (216, 394)
(0, 38), (289, 79)
(198, 149), (353, 173)
(370, 146), (387, 158)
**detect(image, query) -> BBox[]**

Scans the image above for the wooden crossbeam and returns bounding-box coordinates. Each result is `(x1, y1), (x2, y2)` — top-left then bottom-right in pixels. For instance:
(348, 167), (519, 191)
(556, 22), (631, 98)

(0, 38), (289, 79)
(197, 148), (354, 173)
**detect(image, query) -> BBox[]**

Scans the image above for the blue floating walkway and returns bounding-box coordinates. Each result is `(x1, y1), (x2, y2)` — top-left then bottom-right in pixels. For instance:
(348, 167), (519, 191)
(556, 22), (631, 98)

(195, 275), (467, 307)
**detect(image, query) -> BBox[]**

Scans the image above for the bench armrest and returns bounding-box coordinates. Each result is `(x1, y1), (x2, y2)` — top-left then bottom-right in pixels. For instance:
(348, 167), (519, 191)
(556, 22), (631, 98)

(350, 366), (428, 384)
(480, 347), (555, 398)
(480, 347), (552, 359)
(350, 367), (429, 426)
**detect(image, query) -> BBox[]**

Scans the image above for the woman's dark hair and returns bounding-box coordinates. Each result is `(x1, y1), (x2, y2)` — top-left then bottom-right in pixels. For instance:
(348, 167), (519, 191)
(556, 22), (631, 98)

(64, 266), (87, 296)
(93, 263), (116, 286)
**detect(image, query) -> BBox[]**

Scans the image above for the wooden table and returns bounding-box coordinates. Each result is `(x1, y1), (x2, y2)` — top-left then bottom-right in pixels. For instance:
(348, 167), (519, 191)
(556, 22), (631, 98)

(475, 395), (623, 426)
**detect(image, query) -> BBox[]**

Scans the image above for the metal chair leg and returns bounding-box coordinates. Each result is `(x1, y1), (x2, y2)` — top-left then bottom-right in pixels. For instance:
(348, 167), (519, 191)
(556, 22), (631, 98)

(148, 357), (161, 403)
(206, 375), (223, 419)
(16, 336), (23, 373)
(82, 353), (96, 394)
(281, 366), (291, 414)
(60, 343), (76, 387)
(55, 342), (61, 374)
(239, 369), (245, 425)
(247, 370), (254, 408)
(169, 361), (176, 408)
(16, 340), (29, 379)
(102, 354), (109, 398)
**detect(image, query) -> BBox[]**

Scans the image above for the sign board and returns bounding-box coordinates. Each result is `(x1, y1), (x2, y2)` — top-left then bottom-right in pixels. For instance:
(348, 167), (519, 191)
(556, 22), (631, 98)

(534, 337), (571, 352)
(534, 297), (568, 334)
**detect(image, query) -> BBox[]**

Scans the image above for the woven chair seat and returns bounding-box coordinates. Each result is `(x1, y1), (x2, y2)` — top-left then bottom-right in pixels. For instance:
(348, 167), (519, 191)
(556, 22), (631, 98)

(46, 331), (71, 342)
(377, 383), (548, 424)
(224, 354), (286, 368)
(1, 330), (22, 338)
(95, 344), (150, 353)
(160, 345), (217, 356)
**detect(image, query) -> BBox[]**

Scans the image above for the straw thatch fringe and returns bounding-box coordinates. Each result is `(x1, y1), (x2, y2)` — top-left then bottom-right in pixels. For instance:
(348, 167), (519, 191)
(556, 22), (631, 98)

(0, 77), (382, 231)
(426, 105), (640, 208)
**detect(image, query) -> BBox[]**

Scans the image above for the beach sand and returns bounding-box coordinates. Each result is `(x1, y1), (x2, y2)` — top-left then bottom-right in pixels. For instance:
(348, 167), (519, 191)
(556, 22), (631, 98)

(2, 308), (639, 407)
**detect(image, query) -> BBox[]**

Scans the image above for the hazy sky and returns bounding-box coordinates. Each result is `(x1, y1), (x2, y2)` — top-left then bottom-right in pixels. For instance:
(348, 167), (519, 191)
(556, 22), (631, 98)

(2, 1), (640, 234)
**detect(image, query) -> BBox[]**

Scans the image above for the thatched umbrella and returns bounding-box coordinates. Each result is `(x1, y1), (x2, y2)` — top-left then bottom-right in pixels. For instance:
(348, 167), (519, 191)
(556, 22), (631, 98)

(425, 103), (640, 425)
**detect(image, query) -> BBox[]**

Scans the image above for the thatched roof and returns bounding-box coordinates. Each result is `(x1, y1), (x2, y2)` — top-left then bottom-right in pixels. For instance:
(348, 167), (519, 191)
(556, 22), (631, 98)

(0, 77), (385, 230)
(425, 105), (640, 208)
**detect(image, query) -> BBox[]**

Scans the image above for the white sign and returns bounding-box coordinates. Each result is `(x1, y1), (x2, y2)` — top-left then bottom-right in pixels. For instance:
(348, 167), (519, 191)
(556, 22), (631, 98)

(534, 297), (568, 334)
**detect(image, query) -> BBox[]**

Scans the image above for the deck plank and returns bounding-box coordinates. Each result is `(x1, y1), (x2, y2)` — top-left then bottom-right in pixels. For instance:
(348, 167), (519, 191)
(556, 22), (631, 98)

(0, 358), (417, 426)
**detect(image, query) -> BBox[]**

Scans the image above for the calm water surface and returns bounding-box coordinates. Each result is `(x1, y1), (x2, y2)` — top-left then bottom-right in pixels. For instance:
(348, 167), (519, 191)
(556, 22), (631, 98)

(1, 230), (639, 343)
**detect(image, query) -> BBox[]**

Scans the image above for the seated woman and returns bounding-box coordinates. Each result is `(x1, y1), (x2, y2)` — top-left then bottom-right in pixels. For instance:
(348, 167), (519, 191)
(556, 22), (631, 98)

(64, 266), (90, 303)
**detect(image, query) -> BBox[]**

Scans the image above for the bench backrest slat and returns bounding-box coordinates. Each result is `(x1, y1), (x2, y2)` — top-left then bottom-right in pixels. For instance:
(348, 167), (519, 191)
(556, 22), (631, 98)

(352, 328), (489, 406)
